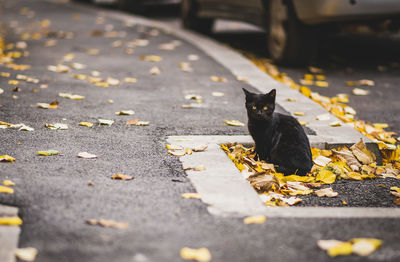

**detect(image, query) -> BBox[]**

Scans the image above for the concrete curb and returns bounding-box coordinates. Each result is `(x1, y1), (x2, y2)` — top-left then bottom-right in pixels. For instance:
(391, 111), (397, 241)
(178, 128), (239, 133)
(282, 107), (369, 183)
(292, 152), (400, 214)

(167, 135), (399, 218)
(0, 204), (20, 262)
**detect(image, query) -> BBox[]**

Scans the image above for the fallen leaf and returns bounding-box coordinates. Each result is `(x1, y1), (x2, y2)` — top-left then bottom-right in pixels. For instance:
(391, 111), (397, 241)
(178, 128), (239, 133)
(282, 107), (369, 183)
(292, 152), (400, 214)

(309, 66), (324, 73)
(0, 155), (16, 162)
(315, 81), (329, 87)
(124, 77), (137, 83)
(45, 123), (68, 130)
(15, 247), (38, 262)
(98, 119), (114, 126)
(211, 92), (224, 97)
(394, 198), (400, 205)
(316, 113), (330, 121)
(316, 169), (336, 184)
(126, 118), (149, 126)
(115, 110), (135, 115)
(192, 145), (208, 152)
(111, 174), (134, 180)
(86, 219), (129, 229)
(168, 150), (186, 156)
(351, 238), (382, 256)
(70, 62), (86, 69)
(329, 121), (342, 127)
(210, 76), (227, 82)
(333, 149), (361, 171)
(236, 76), (248, 82)
(181, 193), (202, 199)
(149, 66), (161, 75)
(179, 62), (193, 72)
(79, 122), (93, 127)
(0, 216), (22, 225)
(0, 185), (14, 194)
(141, 55), (162, 62)
(315, 187), (338, 197)
(390, 187), (400, 197)
(294, 112), (305, 116)
(352, 88), (370, 96)
(107, 77), (120, 86)
(37, 150), (60, 156)
(59, 92), (85, 99)
(77, 152), (97, 159)
(166, 144), (183, 150)
(180, 247), (211, 262)
(225, 120), (245, 127)
(243, 215), (266, 224)
(313, 156), (332, 167)
(37, 101), (58, 109)
(3, 180), (15, 186)
(183, 164), (205, 171)
(188, 54), (199, 61)
(350, 139), (375, 165)
(248, 173), (279, 193)
(285, 98), (297, 102)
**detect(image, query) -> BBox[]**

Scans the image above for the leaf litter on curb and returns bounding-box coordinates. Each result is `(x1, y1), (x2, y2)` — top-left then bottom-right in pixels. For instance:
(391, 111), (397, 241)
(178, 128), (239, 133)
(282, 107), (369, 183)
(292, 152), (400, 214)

(221, 139), (400, 206)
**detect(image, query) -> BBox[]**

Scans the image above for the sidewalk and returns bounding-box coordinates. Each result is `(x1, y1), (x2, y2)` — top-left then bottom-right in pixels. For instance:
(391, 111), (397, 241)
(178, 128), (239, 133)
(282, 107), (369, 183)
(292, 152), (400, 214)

(0, 0), (399, 262)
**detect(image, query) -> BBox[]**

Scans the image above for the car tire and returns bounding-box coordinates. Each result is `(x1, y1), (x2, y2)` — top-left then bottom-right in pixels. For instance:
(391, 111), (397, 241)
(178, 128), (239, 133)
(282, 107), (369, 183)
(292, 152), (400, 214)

(266, 0), (317, 65)
(117, 0), (145, 13)
(181, 0), (214, 34)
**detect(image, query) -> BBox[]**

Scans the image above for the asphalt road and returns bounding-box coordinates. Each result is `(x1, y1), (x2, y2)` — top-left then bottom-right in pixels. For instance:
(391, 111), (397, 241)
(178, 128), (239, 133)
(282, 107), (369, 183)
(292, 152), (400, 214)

(1, 1), (400, 262)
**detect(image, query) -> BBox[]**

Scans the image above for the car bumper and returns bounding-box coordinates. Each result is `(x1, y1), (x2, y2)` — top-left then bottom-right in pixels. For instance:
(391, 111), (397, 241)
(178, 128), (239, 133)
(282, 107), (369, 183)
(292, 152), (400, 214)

(293, 0), (400, 24)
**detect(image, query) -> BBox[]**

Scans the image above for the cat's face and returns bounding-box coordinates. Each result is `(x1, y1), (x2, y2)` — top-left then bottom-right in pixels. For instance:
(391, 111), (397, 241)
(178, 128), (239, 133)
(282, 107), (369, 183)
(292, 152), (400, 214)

(243, 88), (276, 120)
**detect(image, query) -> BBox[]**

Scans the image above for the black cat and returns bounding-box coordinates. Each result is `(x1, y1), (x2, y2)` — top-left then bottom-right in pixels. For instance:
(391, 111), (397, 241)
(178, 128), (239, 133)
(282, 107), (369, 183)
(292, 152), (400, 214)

(243, 88), (312, 176)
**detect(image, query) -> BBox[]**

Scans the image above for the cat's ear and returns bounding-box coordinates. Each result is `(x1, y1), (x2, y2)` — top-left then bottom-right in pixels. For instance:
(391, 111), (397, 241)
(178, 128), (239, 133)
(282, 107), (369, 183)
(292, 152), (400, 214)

(242, 88), (252, 97)
(266, 89), (276, 98)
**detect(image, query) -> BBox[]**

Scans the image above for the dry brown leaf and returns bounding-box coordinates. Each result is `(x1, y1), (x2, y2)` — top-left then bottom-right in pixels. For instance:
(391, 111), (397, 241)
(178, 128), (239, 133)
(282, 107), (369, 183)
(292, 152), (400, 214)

(350, 139), (375, 164)
(333, 149), (361, 171)
(111, 174), (134, 180)
(315, 187), (338, 197)
(86, 219), (129, 229)
(248, 173), (279, 193)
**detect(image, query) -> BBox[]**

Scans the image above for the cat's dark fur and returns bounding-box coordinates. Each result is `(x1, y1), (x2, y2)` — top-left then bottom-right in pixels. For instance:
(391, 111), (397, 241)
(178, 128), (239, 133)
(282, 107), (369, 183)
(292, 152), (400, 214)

(243, 88), (312, 176)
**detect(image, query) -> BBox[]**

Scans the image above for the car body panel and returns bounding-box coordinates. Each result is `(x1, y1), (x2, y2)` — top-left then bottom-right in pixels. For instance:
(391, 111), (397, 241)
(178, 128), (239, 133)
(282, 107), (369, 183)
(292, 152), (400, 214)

(293, 0), (400, 24)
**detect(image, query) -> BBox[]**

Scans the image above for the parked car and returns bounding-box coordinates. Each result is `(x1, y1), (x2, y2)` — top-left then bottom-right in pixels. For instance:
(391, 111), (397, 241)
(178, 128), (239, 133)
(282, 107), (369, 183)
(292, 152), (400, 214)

(181, 0), (400, 65)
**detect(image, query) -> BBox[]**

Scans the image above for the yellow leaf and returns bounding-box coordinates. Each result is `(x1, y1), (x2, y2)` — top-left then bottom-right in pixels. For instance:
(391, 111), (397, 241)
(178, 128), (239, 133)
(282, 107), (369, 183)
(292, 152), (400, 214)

(243, 215), (266, 224)
(294, 112), (305, 116)
(351, 238), (382, 256)
(180, 247), (211, 262)
(0, 216), (22, 225)
(390, 187), (400, 193)
(181, 193), (202, 199)
(316, 169), (336, 184)
(124, 77), (137, 83)
(352, 88), (370, 96)
(304, 74), (314, 80)
(316, 74), (326, 80)
(315, 81), (328, 87)
(37, 150), (60, 156)
(141, 55), (162, 62)
(298, 120), (308, 126)
(166, 144), (183, 150)
(3, 180), (15, 186)
(300, 86), (312, 97)
(327, 242), (353, 257)
(373, 123), (388, 129)
(79, 122), (94, 127)
(0, 155), (16, 162)
(225, 120), (245, 127)
(281, 175), (315, 183)
(0, 185), (14, 194)
(183, 164), (205, 171)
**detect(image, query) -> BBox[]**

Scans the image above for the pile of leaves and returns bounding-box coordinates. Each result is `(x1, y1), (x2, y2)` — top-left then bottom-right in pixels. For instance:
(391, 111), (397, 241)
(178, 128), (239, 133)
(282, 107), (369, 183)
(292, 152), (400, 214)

(245, 55), (398, 150)
(221, 139), (400, 206)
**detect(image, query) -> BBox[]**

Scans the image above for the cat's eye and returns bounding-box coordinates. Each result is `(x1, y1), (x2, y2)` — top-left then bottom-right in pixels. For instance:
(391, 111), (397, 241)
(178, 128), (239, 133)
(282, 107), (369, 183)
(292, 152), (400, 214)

(263, 106), (268, 110)
(252, 106), (257, 110)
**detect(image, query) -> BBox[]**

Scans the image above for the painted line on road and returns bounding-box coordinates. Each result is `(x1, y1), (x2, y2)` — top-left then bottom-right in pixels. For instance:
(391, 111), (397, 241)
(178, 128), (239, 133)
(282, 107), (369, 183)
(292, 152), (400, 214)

(167, 135), (400, 218)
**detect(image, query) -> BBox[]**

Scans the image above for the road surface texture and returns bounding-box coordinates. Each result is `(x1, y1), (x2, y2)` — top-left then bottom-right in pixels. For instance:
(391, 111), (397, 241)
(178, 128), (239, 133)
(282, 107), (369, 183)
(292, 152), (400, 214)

(0, 1), (399, 262)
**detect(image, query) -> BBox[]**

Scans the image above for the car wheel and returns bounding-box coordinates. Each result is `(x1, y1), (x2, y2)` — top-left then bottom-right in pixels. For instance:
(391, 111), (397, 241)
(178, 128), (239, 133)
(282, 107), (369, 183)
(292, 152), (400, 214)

(181, 0), (214, 34)
(117, 0), (145, 13)
(267, 0), (317, 65)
